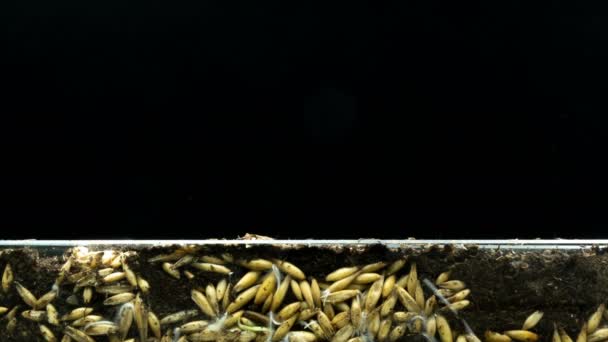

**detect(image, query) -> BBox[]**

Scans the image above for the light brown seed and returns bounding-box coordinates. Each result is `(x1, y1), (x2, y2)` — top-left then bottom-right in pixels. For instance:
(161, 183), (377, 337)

(396, 286), (421, 313)
(578, 323), (588, 342)
(6, 317), (17, 334)
(255, 273), (277, 305)
(436, 314), (453, 342)
(589, 329), (608, 342)
(427, 315), (437, 337)
(40, 324), (57, 342)
(351, 295), (362, 330)
(234, 271), (261, 292)
(46, 304), (60, 325)
(504, 330), (540, 342)
(103, 292), (135, 306)
(447, 289), (471, 303)
(192, 289), (217, 318)
(300, 307), (319, 321)
(71, 315), (103, 327)
(172, 254), (195, 269)
(381, 291), (398, 317)
(200, 255), (226, 265)
(353, 273), (382, 285)
(83, 287), (93, 305)
(2, 263), (13, 293)
(272, 314), (299, 341)
(277, 302), (302, 321)
(180, 320), (209, 334)
(522, 310), (544, 330)
(261, 292), (274, 313)
(389, 324), (407, 341)
(222, 283), (232, 311)
(365, 276), (384, 312)
(271, 275), (292, 312)
(382, 275), (396, 298)
(103, 272), (126, 283)
(332, 311), (351, 329)
(326, 267), (360, 282)
(64, 326), (95, 342)
(588, 305), (605, 333)
(238, 258), (274, 271)
(95, 284), (135, 295)
(206, 284), (220, 315)
(288, 331), (317, 342)
(162, 263), (180, 279)
(333, 323), (355, 342)
(438, 280), (466, 291)
(137, 276), (151, 294)
(367, 310), (381, 337)
(122, 261), (138, 287)
(393, 311), (416, 323)
(226, 285), (261, 313)
(0, 306), (8, 315)
(386, 259), (407, 276)
(425, 295), (437, 316)
(191, 262), (232, 274)
(485, 330), (512, 342)
(184, 270), (195, 280)
(148, 311), (162, 339)
(83, 321), (118, 335)
(553, 327), (563, 342)
(327, 272), (361, 293)
(560, 327), (574, 342)
(216, 278), (227, 301)
(396, 274), (408, 288)
(291, 280), (304, 301)
(308, 320), (329, 340)
(436, 271), (451, 285)
(62, 307), (93, 321)
(311, 278), (322, 308)
(415, 280), (425, 309)
(325, 290), (360, 304)
(15, 281), (38, 308)
(273, 259), (306, 281)
(318, 311), (336, 337)
(22, 309), (46, 321)
(360, 261), (387, 274)
(443, 300), (470, 311)
(159, 309), (199, 325)
(36, 289), (58, 310)
(133, 293), (148, 341)
(378, 319), (393, 341)
(300, 280), (315, 308)
(407, 262), (418, 295)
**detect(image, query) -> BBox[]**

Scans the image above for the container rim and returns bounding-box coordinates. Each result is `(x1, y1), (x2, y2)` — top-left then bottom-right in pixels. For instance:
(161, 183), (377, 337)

(0, 239), (606, 249)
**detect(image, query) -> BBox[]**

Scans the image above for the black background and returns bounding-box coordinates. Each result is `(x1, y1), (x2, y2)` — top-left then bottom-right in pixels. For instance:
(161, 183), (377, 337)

(2, 0), (607, 238)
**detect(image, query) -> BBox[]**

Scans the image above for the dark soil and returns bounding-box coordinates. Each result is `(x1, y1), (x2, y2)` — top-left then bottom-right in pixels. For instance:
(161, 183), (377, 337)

(1, 244), (607, 341)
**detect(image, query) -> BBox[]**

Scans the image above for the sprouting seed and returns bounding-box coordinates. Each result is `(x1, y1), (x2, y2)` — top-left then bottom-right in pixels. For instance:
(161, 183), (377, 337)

(272, 314), (298, 341)
(162, 263), (180, 279)
(22, 309), (46, 322)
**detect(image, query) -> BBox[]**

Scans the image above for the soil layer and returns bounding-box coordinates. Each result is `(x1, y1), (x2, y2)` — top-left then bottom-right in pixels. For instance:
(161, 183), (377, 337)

(1, 243), (607, 341)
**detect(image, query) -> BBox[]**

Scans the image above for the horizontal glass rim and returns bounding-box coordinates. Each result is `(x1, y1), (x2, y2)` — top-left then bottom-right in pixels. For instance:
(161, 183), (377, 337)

(0, 239), (605, 249)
